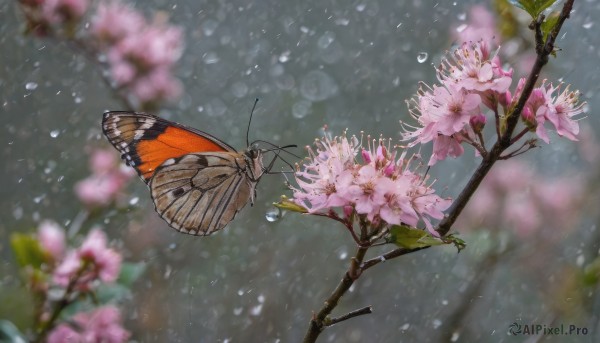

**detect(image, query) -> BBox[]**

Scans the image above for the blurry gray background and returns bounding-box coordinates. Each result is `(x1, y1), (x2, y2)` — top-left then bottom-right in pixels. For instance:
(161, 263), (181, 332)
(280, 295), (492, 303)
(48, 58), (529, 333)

(1, 0), (600, 342)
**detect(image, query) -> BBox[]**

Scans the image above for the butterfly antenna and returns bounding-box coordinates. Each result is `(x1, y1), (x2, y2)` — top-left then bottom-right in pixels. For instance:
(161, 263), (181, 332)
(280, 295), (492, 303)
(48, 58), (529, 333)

(247, 98), (259, 147)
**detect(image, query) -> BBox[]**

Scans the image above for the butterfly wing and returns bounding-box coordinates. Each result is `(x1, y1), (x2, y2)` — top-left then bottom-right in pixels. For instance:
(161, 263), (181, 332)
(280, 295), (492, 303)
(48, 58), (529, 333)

(102, 111), (236, 182)
(149, 152), (257, 235)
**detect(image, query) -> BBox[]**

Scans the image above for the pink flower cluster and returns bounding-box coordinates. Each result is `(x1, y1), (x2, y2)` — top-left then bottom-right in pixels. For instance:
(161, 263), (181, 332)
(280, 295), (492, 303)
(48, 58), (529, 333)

(52, 228), (122, 290)
(75, 148), (135, 208)
(292, 132), (451, 233)
(19, 0), (89, 33)
(402, 41), (585, 165)
(510, 78), (585, 144)
(47, 305), (129, 343)
(91, 1), (184, 107)
(457, 160), (583, 237)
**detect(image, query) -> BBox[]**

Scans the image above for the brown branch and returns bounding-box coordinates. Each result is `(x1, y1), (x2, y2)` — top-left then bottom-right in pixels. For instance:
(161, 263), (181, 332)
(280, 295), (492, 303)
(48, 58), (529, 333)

(436, 0), (576, 237)
(361, 246), (430, 271)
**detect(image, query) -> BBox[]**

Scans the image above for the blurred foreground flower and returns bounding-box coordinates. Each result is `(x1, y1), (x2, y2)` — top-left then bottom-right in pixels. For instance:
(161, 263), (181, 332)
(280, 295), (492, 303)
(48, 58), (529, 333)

(289, 130), (451, 238)
(47, 305), (129, 343)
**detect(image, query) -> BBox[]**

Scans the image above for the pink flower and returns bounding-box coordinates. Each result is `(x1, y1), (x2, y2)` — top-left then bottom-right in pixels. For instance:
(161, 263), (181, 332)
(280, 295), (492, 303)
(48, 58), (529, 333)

(438, 41), (512, 94)
(75, 149), (134, 208)
(429, 135), (464, 166)
(47, 306), (130, 343)
(38, 220), (66, 261)
(53, 228), (121, 288)
(91, 1), (145, 44)
(292, 132), (451, 234)
(42, 0), (88, 24)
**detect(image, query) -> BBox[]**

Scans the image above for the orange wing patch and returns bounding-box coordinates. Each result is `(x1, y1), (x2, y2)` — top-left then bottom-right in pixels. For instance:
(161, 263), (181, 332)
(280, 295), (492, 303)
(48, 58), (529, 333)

(102, 111), (234, 183)
(135, 126), (228, 180)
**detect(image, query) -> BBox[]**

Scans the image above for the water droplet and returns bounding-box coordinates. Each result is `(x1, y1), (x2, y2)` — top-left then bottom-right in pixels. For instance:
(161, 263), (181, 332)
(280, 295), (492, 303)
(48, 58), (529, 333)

(292, 100), (312, 119)
(339, 250), (348, 260)
(265, 207), (281, 222)
(197, 106), (204, 112)
(300, 70), (338, 101)
(456, 23), (468, 33)
(317, 31), (335, 49)
(129, 197), (139, 205)
(257, 294), (265, 303)
(250, 304), (263, 316)
(163, 265), (172, 279)
(356, 3), (366, 12)
(74, 97), (82, 104)
(237, 289), (244, 296)
(279, 50), (291, 63)
(34, 194), (46, 204)
(583, 22), (593, 29)
(231, 81), (248, 98)
(233, 307), (243, 316)
(205, 98), (227, 117)
(335, 18), (349, 26)
(417, 52), (429, 63)
(300, 26), (309, 34)
(25, 82), (38, 90)
(450, 332), (460, 342)
(432, 319), (442, 329)
(50, 130), (60, 138)
(13, 206), (23, 220)
(576, 254), (585, 266)
(457, 12), (466, 20)
(201, 19), (219, 36)
(442, 299), (448, 305)
(203, 52), (220, 64)
(168, 243), (177, 250)
(400, 323), (410, 331)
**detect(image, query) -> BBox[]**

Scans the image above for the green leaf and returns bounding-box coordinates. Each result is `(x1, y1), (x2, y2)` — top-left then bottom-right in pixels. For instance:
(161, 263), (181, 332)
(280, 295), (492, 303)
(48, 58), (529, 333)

(442, 234), (467, 252)
(509, 0), (558, 18)
(273, 196), (308, 213)
(10, 233), (47, 269)
(0, 320), (27, 343)
(540, 11), (560, 41)
(117, 262), (146, 288)
(389, 225), (444, 249)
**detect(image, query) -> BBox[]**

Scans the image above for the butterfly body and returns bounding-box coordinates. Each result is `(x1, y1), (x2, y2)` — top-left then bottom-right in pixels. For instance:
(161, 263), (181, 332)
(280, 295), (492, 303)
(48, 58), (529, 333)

(102, 111), (264, 235)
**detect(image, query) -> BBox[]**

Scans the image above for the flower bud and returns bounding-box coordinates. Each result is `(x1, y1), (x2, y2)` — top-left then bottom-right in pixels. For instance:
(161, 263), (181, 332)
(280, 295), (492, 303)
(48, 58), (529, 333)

(469, 113), (486, 134)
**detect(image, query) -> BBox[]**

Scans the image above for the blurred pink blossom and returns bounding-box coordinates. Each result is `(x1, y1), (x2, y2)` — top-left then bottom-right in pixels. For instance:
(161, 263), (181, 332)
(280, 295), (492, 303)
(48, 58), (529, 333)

(292, 132), (451, 234)
(453, 5), (499, 45)
(53, 228), (121, 288)
(457, 160), (583, 237)
(47, 305), (130, 343)
(42, 0), (89, 24)
(38, 220), (66, 261)
(75, 148), (134, 208)
(91, 1), (184, 107)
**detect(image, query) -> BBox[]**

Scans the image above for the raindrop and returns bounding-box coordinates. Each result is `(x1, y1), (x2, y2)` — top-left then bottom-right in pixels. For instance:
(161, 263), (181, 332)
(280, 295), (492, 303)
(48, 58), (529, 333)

(34, 194), (46, 204)
(231, 82), (248, 98)
(74, 97), (82, 104)
(257, 294), (265, 303)
(432, 319), (442, 329)
(317, 31), (336, 49)
(583, 22), (593, 29)
(164, 265), (172, 279)
(339, 250), (348, 260)
(456, 23), (468, 33)
(450, 332), (460, 342)
(335, 18), (349, 26)
(233, 307), (243, 316)
(13, 206), (23, 220)
(25, 82), (38, 90)
(197, 106), (204, 112)
(442, 299), (448, 306)
(201, 19), (219, 36)
(278, 50), (291, 63)
(203, 52), (220, 64)
(400, 323), (410, 330)
(300, 70), (338, 101)
(129, 197), (139, 205)
(205, 98), (227, 117)
(417, 52), (429, 63)
(237, 289), (244, 296)
(250, 304), (263, 316)
(50, 130), (60, 138)
(292, 100), (312, 119)
(576, 254), (585, 266)
(265, 207), (281, 222)
(356, 3), (366, 12)
(457, 12), (466, 20)
(168, 243), (177, 250)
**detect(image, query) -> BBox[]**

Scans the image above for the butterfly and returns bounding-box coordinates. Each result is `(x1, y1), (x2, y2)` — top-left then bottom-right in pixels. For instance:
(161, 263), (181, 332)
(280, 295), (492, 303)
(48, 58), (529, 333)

(102, 105), (294, 236)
